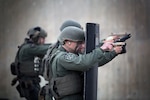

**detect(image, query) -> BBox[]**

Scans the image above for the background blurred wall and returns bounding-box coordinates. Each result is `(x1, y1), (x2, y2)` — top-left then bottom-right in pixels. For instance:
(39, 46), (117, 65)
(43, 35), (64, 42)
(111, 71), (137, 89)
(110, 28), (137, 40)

(0, 0), (150, 100)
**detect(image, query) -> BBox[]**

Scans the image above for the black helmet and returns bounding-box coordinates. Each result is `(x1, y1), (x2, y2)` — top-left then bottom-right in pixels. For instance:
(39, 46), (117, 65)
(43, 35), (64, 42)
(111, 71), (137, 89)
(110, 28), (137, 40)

(58, 26), (85, 44)
(60, 20), (82, 31)
(27, 26), (47, 39)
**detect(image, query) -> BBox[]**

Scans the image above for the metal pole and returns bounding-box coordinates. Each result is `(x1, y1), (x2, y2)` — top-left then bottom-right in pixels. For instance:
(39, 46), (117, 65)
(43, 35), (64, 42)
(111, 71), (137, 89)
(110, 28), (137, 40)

(84, 23), (100, 100)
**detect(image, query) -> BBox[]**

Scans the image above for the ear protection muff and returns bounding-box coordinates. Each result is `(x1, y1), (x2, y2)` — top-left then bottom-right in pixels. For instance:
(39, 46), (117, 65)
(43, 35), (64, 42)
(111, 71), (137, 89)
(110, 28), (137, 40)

(68, 42), (71, 45)
(31, 30), (40, 39)
(32, 27), (41, 38)
(30, 27), (41, 43)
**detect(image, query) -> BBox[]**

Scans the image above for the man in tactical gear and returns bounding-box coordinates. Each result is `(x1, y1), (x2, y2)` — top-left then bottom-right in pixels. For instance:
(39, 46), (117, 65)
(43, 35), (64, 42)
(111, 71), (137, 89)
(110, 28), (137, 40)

(11, 26), (51, 100)
(40, 20), (84, 100)
(44, 26), (123, 100)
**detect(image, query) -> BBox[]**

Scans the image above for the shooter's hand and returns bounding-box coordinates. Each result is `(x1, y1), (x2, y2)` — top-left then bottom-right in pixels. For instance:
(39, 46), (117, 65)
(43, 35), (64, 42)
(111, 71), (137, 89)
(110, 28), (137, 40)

(100, 42), (113, 51)
(113, 46), (123, 54)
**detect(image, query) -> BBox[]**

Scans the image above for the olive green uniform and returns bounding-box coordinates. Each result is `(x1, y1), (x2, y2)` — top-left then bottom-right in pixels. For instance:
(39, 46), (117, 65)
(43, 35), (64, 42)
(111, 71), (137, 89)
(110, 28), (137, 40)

(19, 43), (50, 62)
(10, 26), (51, 100)
(50, 46), (117, 100)
(17, 40), (50, 100)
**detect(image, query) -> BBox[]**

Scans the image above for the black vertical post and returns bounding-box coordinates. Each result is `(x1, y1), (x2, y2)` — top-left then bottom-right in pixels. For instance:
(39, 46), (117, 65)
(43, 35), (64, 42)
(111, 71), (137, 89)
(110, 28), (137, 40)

(84, 23), (99, 100)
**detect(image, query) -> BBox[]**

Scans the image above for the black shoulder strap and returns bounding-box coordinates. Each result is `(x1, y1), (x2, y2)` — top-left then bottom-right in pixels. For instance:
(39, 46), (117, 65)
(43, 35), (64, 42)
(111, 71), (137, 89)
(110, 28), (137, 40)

(42, 41), (59, 80)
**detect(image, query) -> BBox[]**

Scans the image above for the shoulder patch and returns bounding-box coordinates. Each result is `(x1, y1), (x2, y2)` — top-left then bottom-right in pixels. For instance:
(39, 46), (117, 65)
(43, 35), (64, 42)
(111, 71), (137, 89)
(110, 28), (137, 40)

(64, 53), (76, 61)
(30, 44), (36, 48)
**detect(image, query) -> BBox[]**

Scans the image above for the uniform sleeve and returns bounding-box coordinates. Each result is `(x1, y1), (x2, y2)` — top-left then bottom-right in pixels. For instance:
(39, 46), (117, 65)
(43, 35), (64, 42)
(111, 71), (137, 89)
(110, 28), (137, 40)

(27, 44), (50, 57)
(98, 50), (117, 66)
(57, 48), (117, 72)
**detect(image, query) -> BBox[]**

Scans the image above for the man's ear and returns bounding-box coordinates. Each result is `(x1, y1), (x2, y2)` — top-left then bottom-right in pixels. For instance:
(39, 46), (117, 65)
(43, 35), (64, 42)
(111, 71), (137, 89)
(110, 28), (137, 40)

(68, 42), (71, 45)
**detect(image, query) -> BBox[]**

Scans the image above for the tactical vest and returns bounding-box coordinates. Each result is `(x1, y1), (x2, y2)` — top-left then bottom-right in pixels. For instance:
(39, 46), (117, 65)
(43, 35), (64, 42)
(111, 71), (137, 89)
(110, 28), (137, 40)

(10, 43), (43, 77)
(10, 44), (24, 76)
(19, 58), (42, 76)
(42, 43), (83, 99)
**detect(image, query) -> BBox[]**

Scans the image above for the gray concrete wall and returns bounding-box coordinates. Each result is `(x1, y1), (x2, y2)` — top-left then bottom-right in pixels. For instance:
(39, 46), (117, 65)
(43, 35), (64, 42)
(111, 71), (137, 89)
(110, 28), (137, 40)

(0, 0), (150, 100)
